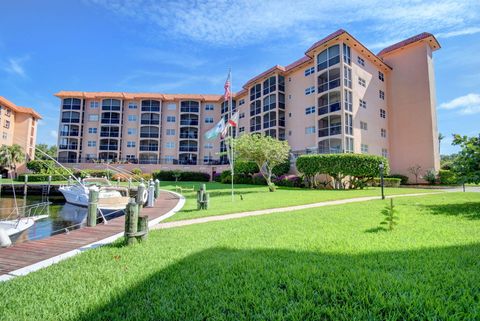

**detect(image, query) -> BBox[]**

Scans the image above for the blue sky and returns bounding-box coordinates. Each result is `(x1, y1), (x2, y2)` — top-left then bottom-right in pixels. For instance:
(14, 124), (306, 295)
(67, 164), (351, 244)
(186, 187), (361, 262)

(1, 0), (479, 154)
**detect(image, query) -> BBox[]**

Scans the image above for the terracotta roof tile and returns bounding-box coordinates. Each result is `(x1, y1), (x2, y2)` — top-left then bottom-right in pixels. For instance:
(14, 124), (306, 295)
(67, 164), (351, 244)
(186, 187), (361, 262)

(377, 32), (440, 56)
(0, 96), (42, 119)
(285, 56), (312, 71)
(305, 29), (346, 56)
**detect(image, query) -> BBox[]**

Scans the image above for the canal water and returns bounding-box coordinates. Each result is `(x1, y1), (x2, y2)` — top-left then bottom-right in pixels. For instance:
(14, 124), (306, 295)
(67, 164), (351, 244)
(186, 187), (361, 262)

(0, 195), (124, 244)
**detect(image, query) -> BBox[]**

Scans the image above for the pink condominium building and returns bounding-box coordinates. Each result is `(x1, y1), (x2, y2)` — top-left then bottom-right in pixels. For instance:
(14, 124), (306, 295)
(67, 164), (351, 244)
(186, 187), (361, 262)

(56, 29), (440, 177)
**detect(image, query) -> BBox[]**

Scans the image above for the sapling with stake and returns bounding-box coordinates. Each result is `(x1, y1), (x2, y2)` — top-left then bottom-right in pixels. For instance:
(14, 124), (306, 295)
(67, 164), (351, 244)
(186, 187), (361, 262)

(380, 199), (399, 231)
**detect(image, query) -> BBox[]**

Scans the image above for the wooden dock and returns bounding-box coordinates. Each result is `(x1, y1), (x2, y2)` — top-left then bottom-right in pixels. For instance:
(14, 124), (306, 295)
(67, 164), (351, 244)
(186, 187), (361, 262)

(0, 190), (181, 278)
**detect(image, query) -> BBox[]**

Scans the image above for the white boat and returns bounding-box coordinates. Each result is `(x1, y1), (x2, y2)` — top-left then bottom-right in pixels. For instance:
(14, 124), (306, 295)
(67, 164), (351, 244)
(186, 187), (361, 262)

(0, 215), (48, 237)
(58, 178), (130, 211)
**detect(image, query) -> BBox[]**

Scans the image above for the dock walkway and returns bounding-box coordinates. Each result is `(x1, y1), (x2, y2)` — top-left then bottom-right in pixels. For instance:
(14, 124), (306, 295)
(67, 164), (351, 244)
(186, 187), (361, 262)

(0, 190), (182, 280)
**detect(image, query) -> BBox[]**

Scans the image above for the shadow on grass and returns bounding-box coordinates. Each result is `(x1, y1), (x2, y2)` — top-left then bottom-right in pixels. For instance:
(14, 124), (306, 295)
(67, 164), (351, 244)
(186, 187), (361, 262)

(364, 227), (387, 233)
(421, 202), (480, 220)
(74, 244), (480, 320)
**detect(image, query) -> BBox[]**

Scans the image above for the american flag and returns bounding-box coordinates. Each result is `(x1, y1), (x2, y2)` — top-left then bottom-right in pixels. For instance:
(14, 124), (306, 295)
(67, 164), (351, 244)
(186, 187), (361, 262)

(224, 72), (231, 101)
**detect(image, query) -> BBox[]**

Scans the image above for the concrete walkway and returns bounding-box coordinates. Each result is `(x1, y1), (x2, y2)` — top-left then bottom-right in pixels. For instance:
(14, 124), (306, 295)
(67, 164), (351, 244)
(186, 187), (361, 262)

(153, 191), (444, 230)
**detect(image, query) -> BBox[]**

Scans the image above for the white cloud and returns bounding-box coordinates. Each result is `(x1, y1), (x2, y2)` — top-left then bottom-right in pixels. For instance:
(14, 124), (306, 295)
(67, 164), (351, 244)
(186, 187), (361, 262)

(86, 0), (480, 47)
(439, 93), (480, 115)
(437, 26), (480, 38)
(4, 57), (28, 77)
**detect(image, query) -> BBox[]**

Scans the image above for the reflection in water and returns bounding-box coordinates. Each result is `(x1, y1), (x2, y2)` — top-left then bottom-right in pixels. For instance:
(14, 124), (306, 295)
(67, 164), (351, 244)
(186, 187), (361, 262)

(0, 196), (124, 244)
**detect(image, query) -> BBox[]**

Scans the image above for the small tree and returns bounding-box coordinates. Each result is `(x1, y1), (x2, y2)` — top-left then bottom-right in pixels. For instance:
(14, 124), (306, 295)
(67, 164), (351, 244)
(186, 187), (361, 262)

(0, 144), (25, 178)
(407, 164), (422, 184)
(423, 169), (437, 185)
(234, 134), (290, 192)
(380, 199), (399, 231)
(438, 132), (445, 154)
(451, 134), (480, 186)
(35, 144), (57, 160)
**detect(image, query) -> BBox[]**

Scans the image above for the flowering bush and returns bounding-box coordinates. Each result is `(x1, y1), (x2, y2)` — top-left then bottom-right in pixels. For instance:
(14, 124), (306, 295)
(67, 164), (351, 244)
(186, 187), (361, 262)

(252, 173), (267, 185)
(274, 175), (303, 187)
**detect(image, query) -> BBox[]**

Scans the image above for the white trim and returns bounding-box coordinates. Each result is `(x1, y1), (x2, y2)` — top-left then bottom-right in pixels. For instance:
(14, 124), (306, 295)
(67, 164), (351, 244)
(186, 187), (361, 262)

(0, 190), (185, 282)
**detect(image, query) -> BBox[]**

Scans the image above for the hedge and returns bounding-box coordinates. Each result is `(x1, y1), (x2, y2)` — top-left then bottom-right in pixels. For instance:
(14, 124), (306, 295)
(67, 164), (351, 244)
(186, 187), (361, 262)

(73, 169), (114, 179)
(296, 154), (389, 189)
(438, 170), (457, 185)
(16, 174), (66, 182)
(273, 175), (303, 188)
(386, 174), (409, 185)
(152, 170), (210, 182)
(370, 178), (401, 187)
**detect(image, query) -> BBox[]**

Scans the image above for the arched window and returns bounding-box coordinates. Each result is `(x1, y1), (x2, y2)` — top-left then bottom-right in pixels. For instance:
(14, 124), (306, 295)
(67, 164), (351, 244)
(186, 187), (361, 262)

(317, 45), (340, 71)
(102, 99), (121, 111)
(62, 98), (81, 110)
(141, 113), (160, 125)
(263, 76), (276, 95)
(263, 94), (276, 112)
(141, 100), (160, 112)
(317, 68), (340, 93)
(140, 126), (159, 138)
(263, 111), (276, 129)
(318, 91), (341, 115)
(61, 111), (80, 123)
(250, 100), (261, 116)
(249, 84), (261, 101)
(180, 101), (199, 113)
(250, 116), (261, 132)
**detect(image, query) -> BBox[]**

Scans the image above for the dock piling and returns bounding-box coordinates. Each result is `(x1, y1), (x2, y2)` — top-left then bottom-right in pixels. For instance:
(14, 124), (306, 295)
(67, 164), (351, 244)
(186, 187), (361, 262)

(87, 186), (99, 227)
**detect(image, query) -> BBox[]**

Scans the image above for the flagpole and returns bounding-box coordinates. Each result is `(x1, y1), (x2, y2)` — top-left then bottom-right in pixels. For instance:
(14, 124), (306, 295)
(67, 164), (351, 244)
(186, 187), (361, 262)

(229, 69), (234, 202)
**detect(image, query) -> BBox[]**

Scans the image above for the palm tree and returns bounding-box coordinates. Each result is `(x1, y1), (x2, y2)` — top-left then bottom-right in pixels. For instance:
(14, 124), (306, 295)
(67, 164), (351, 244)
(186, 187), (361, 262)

(0, 144), (25, 178)
(438, 133), (445, 155)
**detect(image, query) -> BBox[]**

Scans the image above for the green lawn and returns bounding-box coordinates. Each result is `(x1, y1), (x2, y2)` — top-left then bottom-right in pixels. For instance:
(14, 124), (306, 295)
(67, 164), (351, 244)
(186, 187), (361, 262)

(159, 181), (437, 221)
(1, 192), (479, 320)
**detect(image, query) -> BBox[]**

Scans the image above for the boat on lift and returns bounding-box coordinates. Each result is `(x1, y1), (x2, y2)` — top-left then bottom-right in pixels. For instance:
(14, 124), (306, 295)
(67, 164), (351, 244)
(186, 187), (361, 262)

(58, 177), (132, 211)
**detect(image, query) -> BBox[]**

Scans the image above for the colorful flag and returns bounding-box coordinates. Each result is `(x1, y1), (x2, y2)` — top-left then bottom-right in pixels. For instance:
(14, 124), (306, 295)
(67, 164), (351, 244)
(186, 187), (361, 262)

(204, 119), (225, 140)
(228, 111), (239, 127)
(224, 72), (231, 101)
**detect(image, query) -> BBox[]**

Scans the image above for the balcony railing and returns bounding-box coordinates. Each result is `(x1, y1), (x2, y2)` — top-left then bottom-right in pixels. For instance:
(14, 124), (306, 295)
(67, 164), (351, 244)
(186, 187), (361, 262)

(318, 125), (341, 137)
(59, 131), (79, 136)
(139, 146), (159, 151)
(179, 146), (198, 152)
(180, 107), (199, 113)
(99, 144), (119, 151)
(179, 133), (198, 139)
(140, 132), (159, 138)
(61, 118), (80, 123)
(100, 132), (119, 137)
(141, 107), (160, 112)
(59, 144), (78, 150)
(318, 102), (341, 115)
(180, 120), (198, 126)
(101, 119), (120, 124)
(318, 78), (340, 94)
(140, 120), (160, 125)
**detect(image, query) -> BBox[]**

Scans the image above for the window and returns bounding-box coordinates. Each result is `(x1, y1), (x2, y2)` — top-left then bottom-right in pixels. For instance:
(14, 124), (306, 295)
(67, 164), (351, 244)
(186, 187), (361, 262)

(343, 44), (351, 65)
(128, 102), (137, 109)
(305, 126), (315, 134)
(90, 101), (99, 109)
(344, 90), (353, 112)
(317, 68), (340, 93)
(360, 121), (368, 130)
(318, 91), (340, 115)
(382, 148), (388, 158)
(102, 99), (121, 111)
(379, 90), (385, 100)
(239, 112), (245, 119)
(128, 115), (137, 122)
(304, 66), (315, 76)
(250, 100), (261, 116)
(345, 113), (353, 135)
(250, 116), (261, 132)
(359, 99), (367, 109)
(126, 141), (135, 148)
(345, 137), (354, 153)
(305, 106), (315, 115)
(358, 77), (366, 87)
(361, 144), (369, 153)
(204, 143), (213, 149)
(239, 127), (245, 133)
(2, 132), (7, 139)
(166, 142), (175, 148)
(263, 94), (276, 112)
(378, 71), (384, 81)
(167, 103), (176, 110)
(250, 84), (261, 101)
(205, 104), (214, 111)
(357, 56), (365, 66)
(167, 116), (176, 123)
(127, 128), (136, 135)
(164, 155), (174, 163)
(87, 141), (96, 147)
(205, 117), (214, 124)
(89, 115), (99, 121)
(380, 109), (386, 119)
(317, 44), (340, 71)
(238, 99), (245, 106)
(305, 86), (315, 95)
(166, 129), (175, 136)
(278, 75), (285, 92)
(62, 98), (81, 110)
(381, 128), (387, 138)
(263, 76), (276, 95)
(88, 128), (97, 134)
(343, 66), (352, 88)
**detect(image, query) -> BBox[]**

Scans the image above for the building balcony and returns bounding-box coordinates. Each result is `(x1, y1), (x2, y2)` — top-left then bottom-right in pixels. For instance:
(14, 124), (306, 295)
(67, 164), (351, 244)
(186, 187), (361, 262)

(140, 132), (159, 138)
(61, 118), (80, 123)
(179, 133), (198, 139)
(139, 146), (159, 151)
(318, 125), (341, 138)
(101, 119), (120, 124)
(317, 78), (340, 94)
(140, 120), (160, 125)
(180, 107), (199, 113)
(100, 132), (120, 137)
(59, 131), (79, 136)
(180, 120), (199, 126)
(59, 144), (78, 150)
(318, 102), (341, 115)
(99, 145), (119, 151)
(141, 107), (160, 112)
(179, 146), (198, 152)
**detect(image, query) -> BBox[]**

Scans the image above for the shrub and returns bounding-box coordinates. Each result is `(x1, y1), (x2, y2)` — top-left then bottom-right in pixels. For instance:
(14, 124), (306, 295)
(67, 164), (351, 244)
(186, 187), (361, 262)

(438, 170), (457, 185)
(386, 174), (408, 185)
(152, 170), (210, 182)
(296, 154), (389, 189)
(213, 172), (221, 182)
(423, 169), (437, 185)
(220, 170), (253, 185)
(234, 161), (257, 175)
(17, 174), (65, 182)
(140, 173), (152, 181)
(272, 160), (291, 176)
(274, 175), (303, 187)
(26, 160), (70, 175)
(112, 173), (131, 182)
(131, 168), (142, 175)
(440, 162), (453, 170)
(252, 173), (267, 185)
(74, 169), (114, 179)
(370, 178), (401, 187)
